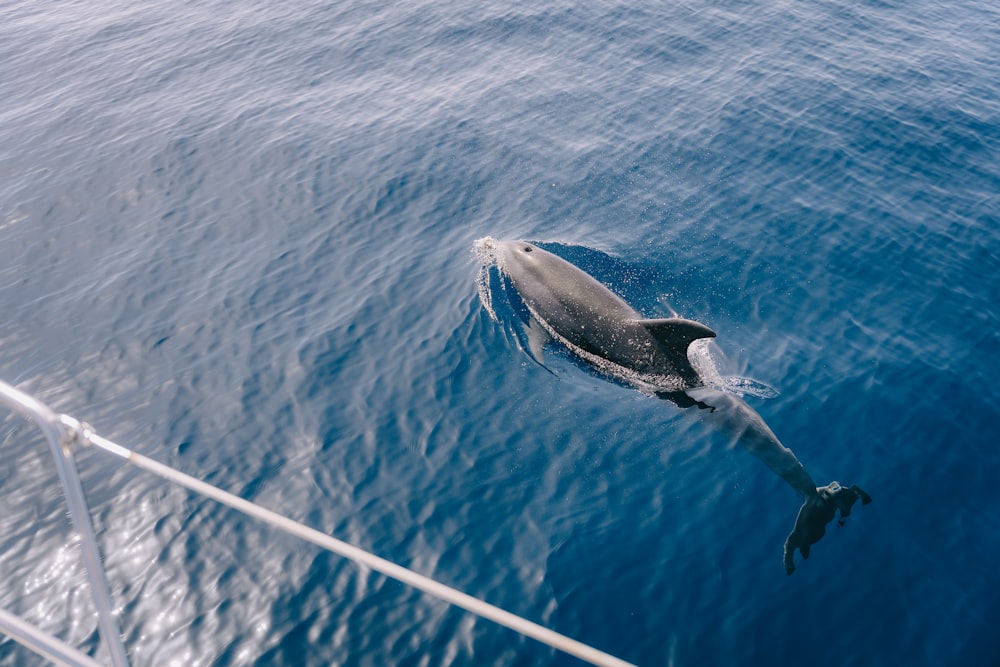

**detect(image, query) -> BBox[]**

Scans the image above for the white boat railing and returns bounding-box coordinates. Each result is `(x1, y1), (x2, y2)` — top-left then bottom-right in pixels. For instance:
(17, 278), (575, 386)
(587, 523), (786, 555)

(0, 380), (635, 667)
(0, 381), (130, 667)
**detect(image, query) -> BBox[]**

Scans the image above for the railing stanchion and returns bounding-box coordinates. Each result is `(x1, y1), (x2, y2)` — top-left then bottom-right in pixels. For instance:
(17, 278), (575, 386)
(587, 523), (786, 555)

(0, 381), (130, 667)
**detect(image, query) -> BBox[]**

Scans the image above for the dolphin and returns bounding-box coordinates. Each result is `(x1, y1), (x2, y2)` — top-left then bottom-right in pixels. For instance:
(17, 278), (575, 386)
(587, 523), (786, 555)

(477, 238), (871, 574)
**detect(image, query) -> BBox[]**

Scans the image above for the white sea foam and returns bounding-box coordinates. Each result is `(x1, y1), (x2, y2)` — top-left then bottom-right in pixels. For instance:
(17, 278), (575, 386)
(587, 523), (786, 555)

(472, 237), (501, 322)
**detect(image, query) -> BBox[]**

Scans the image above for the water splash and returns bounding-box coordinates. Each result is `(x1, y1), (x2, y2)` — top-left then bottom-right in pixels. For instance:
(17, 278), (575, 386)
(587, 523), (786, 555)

(471, 236), (499, 265)
(717, 375), (780, 399)
(689, 339), (780, 399)
(473, 237), (500, 322)
(688, 339), (724, 388)
(475, 267), (498, 322)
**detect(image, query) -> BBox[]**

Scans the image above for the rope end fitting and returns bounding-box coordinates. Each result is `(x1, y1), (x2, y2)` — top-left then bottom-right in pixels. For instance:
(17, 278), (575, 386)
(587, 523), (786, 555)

(57, 414), (95, 454)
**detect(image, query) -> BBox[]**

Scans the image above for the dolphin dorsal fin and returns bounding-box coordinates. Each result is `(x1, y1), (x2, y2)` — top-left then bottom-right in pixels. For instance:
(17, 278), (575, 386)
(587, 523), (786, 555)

(639, 318), (716, 352)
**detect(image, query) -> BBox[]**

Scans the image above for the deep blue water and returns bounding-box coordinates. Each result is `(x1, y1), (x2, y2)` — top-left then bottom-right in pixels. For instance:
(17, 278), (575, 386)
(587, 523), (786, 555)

(2, 0), (999, 665)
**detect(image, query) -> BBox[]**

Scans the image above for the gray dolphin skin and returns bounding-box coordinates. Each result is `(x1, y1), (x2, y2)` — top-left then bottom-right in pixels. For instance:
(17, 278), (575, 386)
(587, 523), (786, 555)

(483, 239), (871, 574)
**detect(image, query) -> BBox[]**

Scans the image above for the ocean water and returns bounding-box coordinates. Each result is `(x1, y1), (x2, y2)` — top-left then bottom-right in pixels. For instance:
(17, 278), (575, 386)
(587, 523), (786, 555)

(1, 0), (998, 665)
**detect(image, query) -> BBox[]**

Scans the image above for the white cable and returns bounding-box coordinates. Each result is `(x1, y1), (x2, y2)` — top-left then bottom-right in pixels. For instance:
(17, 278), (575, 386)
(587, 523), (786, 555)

(84, 430), (636, 667)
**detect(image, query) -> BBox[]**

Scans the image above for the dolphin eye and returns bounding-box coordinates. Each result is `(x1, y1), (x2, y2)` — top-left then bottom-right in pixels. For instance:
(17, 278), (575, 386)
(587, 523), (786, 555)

(524, 246), (532, 252)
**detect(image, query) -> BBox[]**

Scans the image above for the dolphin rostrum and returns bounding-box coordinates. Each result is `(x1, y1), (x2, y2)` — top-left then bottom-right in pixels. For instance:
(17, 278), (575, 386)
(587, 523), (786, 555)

(476, 238), (871, 574)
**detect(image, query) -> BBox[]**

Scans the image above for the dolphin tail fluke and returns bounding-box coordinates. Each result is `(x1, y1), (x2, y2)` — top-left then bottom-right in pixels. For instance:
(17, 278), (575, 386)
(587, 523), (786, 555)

(783, 482), (872, 575)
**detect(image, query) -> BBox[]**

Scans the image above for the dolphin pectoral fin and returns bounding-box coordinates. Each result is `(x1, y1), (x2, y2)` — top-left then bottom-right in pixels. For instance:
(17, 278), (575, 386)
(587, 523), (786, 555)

(525, 315), (550, 364)
(640, 318), (716, 351)
(783, 482), (872, 575)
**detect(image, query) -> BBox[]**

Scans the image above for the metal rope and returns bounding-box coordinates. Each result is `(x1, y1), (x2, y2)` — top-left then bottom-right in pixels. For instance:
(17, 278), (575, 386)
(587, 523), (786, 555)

(83, 429), (636, 667)
(0, 380), (635, 667)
